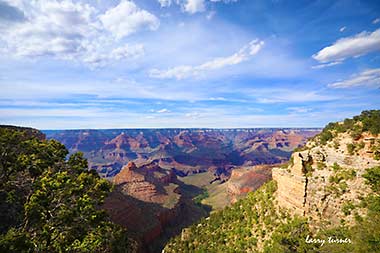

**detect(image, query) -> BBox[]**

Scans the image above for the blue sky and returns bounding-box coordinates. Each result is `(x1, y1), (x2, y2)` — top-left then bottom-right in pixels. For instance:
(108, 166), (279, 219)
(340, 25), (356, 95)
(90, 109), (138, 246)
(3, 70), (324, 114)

(0, 0), (379, 129)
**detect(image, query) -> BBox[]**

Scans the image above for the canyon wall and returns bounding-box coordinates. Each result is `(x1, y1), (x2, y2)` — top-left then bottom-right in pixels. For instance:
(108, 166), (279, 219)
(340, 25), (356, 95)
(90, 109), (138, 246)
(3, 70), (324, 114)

(44, 128), (320, 179)
(273, 131), (380, 227)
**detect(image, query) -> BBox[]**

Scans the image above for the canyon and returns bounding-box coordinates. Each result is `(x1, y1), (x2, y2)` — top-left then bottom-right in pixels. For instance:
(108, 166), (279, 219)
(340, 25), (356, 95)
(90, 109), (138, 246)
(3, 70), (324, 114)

(44, 128), (320, 180)
(163, 110), (380, 253)
(44, 128), (319, 251)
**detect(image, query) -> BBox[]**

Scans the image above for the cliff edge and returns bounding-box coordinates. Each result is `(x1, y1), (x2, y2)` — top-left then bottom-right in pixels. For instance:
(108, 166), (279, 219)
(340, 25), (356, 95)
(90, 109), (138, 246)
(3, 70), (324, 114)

(273, 110), (380, 227)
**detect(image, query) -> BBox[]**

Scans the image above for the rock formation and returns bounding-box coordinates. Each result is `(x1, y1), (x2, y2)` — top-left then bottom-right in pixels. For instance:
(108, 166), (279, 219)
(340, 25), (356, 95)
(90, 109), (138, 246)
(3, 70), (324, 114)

(226, 164), (273, 203)
(44, 128), (320, 180)
(273, 128), (380, 227)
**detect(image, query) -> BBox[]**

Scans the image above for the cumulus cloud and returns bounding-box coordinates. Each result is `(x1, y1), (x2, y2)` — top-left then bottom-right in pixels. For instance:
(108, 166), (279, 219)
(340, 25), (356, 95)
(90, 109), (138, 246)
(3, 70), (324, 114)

(328, 68), (380, 88)
(83, 44), (145, 67)
(149, 39), (264, 79)
(100, 0), (159, 39)
(373, 18), (380, 24)
(0, 0), (158, 66)
(312, 29), (380, 63)
(1, 0), (95, 59)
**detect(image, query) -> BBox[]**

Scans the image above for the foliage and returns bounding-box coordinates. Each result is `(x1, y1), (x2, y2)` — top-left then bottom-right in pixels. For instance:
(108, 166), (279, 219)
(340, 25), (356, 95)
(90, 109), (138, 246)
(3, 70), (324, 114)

(263, 217), (317, 253)
(342, 201), (355, 216)
(0, 127), (135, 252)
(346, 143), (355, 155)
(193, 190), (209, 206)
(164, 181), (280, 252)
(314, 110), (380, 145)
(165, 165), (380, 253)
(363, 166), (380, 194)
(319, 165), (380, 253)
(371, 140), (380, 160)
(317, 161), (326, 170)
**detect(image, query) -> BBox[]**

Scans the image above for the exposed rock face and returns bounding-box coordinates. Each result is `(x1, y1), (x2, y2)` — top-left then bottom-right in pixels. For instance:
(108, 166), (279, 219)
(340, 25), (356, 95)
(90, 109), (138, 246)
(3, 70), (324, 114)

(103, 161), (210, 252)
(44, 128), (320, 179)
(112, 161), (177, 204)
(273, 131), (380, 227)
(227, 164), (273, 203)
(103, 162), (180, 252)
(273, 152), (308, 216)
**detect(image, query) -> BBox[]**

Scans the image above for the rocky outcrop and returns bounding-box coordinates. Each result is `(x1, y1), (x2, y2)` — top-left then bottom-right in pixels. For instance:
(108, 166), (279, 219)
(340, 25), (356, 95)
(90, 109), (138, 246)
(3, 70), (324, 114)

(273, 131), (380, 227)
(112, 161), (177, 204)
(104, 161), (185, 252)
(272, 152), (309, 216)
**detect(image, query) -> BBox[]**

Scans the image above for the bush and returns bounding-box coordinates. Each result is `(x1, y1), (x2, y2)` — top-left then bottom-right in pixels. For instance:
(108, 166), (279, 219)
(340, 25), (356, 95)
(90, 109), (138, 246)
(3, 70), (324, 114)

(0, 127), (135, 253)
(347, 143), (355, 155)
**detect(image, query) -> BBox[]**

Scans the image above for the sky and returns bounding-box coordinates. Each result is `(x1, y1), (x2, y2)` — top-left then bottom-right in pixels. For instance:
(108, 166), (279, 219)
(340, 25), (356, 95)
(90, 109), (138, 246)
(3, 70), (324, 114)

(0, 0), (379, 129)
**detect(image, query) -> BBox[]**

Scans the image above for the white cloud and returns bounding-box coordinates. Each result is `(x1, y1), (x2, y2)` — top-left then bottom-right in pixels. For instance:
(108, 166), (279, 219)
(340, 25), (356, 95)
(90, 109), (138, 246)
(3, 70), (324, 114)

(373, 18), (380, 24)
(157, 108), (170, 113)
(1, 0), (96, 59)
(149, 39), (264, 79)
(311, 61), (341, 69)
(312, 29), (380, 63)
(158, 0), (172, 7)
(287, 107), (312, 113)
(185, 112), (201, 118)
(183, 0), (205, 14)
(210, 0), (238, 2)
(253, 89), (336, 104)
(158, 0), (237, 14)
(83, 44), (145, 67)
(100, 0), (159, 39)
(328, 68), (380, 88)
(339, 26), (346, 32)
(0, 0), (156, 66)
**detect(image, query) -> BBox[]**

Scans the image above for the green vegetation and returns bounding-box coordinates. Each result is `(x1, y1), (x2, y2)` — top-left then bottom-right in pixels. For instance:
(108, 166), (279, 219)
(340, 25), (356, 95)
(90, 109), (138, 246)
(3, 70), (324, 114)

(327, 166), (356, 196)
(166, 164), (380, 252)
(329, 168), (356, 184)
(332, 162), (342, 172)
(304, 160), (314, 176)
(347, 143), (355, 155)
(165, 111), (380, 252)
(317, 166), (380, 253)
(347, 141), (365, 155)
(342, 201), (355, 215)
(333, 140), (340, 149)
(179, 171), (230, 210)
(193, 190), (209, 206)
(371, 140), (380, 160)
(314, 110), (380, 145)
(165, 181), (280, 252)
(317, 161), (326, 170)
(164, 181), (318, 253)
(263, 218), (317, 253)
(0, 127), (135, 252)
(363, 166), (380, 192)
